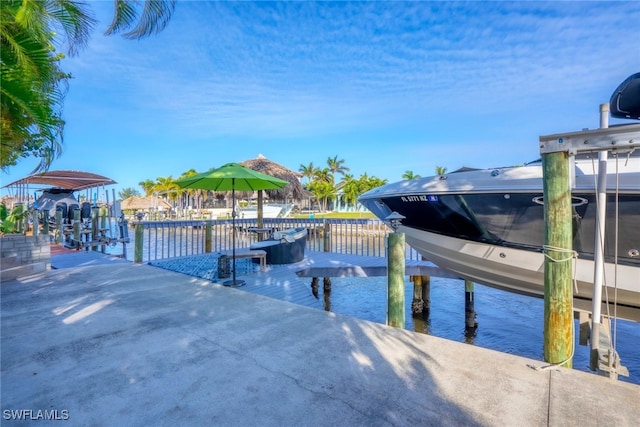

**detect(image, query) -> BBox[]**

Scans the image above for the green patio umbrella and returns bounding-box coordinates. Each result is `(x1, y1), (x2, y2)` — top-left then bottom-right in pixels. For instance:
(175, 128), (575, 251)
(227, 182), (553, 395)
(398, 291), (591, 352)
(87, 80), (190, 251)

(176, 163), (288, 287)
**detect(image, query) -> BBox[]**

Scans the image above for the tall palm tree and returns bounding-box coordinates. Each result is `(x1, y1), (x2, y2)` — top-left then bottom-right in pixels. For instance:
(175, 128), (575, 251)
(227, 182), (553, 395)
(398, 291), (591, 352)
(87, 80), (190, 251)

(298, 162), (317, 185)
(326, 155), (349, 184)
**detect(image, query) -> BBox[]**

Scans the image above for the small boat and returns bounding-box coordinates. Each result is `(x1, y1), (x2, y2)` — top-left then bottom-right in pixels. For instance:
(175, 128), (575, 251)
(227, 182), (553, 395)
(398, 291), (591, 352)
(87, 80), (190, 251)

(2, 170), (117, 225)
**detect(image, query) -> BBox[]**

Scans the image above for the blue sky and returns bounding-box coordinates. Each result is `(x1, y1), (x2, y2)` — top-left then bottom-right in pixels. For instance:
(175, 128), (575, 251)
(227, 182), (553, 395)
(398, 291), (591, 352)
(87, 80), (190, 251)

(2, 1), (639, 198)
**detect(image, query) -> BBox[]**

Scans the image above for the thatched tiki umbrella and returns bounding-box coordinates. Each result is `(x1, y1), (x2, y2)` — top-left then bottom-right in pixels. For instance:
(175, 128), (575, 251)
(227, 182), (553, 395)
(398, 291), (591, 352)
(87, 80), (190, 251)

(121, 196), (172, 211)
(241, 154), (305, 228)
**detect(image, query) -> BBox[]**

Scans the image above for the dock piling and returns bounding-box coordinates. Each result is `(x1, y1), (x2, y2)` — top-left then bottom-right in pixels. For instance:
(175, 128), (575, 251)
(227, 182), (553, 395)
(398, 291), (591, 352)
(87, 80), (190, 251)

(42, 210), (49, 235)
(134, 223), (144, 263)
(465, 279), (477, 330)
(387, 231), (405, 328)
(542, 150), (574, 368)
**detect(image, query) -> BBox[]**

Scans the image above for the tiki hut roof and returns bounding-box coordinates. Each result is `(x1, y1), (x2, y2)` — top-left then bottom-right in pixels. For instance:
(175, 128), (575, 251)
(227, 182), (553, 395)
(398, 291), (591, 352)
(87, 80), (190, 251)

(121, 196), (172, 210)
(240, 154), (305, 201)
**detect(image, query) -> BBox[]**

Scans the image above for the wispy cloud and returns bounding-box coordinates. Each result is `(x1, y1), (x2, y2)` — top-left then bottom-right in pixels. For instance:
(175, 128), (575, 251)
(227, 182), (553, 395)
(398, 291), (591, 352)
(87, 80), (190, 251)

(9, 1), (636, 189)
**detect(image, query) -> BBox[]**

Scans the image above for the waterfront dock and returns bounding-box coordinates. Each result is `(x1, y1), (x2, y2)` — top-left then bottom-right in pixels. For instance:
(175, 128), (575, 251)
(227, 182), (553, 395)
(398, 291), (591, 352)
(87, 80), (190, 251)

(2, 252), (639, 426)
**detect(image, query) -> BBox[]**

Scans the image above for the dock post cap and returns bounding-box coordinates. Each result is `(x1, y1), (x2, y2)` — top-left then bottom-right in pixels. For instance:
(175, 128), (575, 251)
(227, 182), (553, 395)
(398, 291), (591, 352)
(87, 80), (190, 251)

(385, 212), (406, 231)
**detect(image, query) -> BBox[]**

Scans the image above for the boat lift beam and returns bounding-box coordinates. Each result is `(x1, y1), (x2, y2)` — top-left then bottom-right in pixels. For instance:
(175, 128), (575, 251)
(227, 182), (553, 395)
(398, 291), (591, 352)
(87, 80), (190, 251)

(539, 123), (640, 155)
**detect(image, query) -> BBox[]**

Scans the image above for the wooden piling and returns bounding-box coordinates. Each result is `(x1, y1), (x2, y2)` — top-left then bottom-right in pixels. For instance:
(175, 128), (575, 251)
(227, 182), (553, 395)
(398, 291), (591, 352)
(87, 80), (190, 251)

(422, 275), (431, 314)
(42, 210), (49, 235)
(73, 209), (81, 247)
(99, 206), (108, 253)
(134, 223), (144, 263)
(31, 209), (38, 236)
(257, 191), (264, 229)
(411, 275), (425, 315)
(323, 220), (331, 252)
(387, 232), (405, 328)
(542, 151), (574, 368)
(205, 220), (212, 253)
(55, 209), (63, 244)
(91, 208), (99, 252)
(465, 279), (477, 329)
(310, 277), (319, 299)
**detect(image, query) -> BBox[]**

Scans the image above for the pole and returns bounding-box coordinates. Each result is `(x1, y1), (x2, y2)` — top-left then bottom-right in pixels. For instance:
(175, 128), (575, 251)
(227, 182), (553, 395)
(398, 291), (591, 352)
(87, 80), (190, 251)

(31, 209), (38, 236)
(257, 190), (264, 229)
(387, 232), (405, 328)
(232, 184), (236, 283)
(465, 279), (476, 329)
(42, 210), (49, 235)
(205, 220), (212, 253)
(542, 150), (573, 368)
(411, 275), (424, 315)
(224, 181), (244, 287)
(73, 209), (81, 248)
(590, 104), (610, 369)
(91, 207), (99, 252)
(421, 275), (431, 315)
(134, 223), (144, 263)
(55, 209), (63, 244)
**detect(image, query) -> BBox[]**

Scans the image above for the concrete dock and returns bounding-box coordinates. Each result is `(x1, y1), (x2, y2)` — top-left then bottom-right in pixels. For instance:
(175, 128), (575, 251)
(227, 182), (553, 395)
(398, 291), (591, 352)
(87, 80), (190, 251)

(2, 252), (639, 426)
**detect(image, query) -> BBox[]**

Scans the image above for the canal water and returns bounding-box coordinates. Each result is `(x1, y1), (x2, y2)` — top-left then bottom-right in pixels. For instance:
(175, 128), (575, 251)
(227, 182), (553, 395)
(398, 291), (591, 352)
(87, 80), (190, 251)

(325, 275), (640, 386)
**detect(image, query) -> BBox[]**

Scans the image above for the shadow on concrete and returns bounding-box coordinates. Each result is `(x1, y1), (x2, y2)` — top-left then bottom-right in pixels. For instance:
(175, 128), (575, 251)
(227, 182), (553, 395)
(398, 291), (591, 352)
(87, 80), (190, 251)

(1, 262), (552, 425)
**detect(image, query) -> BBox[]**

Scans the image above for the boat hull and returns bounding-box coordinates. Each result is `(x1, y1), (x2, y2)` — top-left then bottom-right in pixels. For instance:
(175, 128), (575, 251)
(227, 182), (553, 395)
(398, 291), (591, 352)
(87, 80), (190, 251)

(239, 204), (293, 219)
(399, 226), (640, 321)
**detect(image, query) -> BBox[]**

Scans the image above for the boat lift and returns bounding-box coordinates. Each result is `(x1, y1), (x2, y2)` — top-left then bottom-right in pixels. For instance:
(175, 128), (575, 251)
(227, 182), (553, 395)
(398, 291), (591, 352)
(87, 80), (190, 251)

(539, 110), (639, 379)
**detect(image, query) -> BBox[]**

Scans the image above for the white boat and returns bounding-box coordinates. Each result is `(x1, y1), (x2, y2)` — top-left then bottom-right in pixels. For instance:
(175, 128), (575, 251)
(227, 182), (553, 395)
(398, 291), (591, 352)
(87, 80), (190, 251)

(238, 203), (293, 219)
(359, 124), (640, 322)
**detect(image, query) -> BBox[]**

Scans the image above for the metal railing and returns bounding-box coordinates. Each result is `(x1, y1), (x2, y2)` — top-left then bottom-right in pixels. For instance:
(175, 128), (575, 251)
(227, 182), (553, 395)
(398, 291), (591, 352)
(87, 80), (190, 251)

(125, 218), (422, 263)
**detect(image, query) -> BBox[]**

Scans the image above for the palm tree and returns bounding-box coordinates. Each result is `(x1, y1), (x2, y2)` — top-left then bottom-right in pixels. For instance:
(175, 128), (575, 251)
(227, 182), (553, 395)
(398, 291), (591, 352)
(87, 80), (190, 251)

(435, 166), (448, 176)
(402, 171), (421, 180)
(339, 174), (360, 211)
(327, 155), (350, 184)
(118, 187), (141, 200)
(298, 162), (317, 185)
(153, 176), (179, 204)
(309, 168), (333, 211)
(1, 0), (96, 171)
(138, 179), (155, 196)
